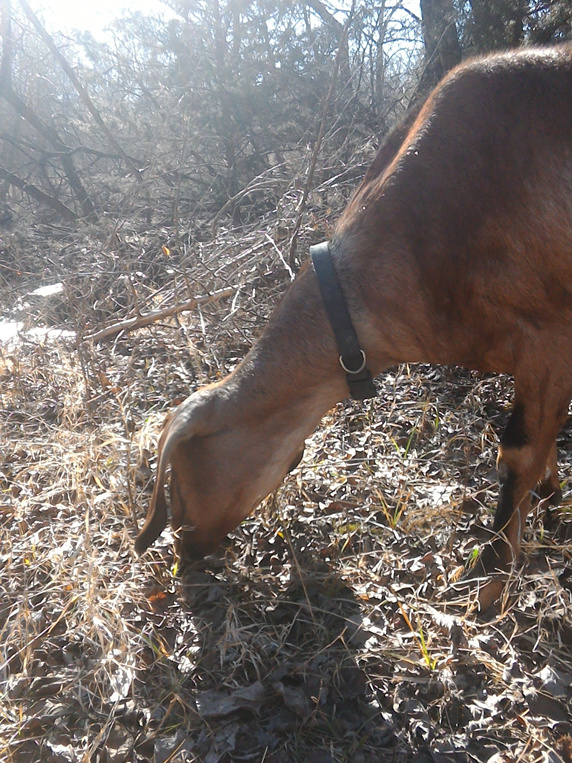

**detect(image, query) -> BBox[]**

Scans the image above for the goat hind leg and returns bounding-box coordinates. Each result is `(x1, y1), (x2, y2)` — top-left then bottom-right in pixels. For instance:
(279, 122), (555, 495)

(465, 378), (569, 607)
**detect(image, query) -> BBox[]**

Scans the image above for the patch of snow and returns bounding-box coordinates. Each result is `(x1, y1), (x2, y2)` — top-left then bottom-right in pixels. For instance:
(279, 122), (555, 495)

(30, 283), (64, 298)
(0, 321), (23, 343)
(0, 320), (75, 345)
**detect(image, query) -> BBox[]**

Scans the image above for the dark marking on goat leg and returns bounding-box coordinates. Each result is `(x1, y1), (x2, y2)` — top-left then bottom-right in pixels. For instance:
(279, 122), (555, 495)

(493, 462), (518, 535)
(472, 402), (531, 576)
(536, 441), (562, 506)
(472, 402), (534, 575)
(467, 464), (518, 578)
(500, 401), (528, 451)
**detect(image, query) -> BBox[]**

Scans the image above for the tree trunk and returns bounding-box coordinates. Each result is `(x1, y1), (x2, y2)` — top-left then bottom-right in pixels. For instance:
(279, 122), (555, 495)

(468, 0), (527, 53)
(415, 0), (461, 102)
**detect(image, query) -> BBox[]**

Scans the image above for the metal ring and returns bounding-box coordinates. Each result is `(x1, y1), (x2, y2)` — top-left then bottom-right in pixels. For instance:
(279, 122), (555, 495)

(339, 350), (367, 375)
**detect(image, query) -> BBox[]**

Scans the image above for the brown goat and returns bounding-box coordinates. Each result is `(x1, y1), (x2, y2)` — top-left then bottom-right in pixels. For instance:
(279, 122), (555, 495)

(136, 45), (572, 608)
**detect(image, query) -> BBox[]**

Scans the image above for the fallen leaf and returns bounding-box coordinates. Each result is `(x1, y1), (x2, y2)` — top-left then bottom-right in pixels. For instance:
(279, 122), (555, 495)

(525, 689), (569, 723)
(273, 681), (312, 719)
(196, 681), (265, 719)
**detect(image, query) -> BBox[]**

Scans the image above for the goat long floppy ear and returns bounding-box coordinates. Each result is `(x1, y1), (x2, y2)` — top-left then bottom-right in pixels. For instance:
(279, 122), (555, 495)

(134, 393), (215, 554)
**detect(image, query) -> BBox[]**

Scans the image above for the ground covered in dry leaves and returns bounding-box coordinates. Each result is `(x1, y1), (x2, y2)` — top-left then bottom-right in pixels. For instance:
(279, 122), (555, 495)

(2, 202), (572, 762)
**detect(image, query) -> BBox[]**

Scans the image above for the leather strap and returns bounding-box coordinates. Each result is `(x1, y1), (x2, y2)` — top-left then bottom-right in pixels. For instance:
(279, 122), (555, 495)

(310, 241), (377, 400)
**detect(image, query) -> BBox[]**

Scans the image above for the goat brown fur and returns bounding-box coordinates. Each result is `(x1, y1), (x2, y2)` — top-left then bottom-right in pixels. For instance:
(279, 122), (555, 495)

(136, 45), (572, 608)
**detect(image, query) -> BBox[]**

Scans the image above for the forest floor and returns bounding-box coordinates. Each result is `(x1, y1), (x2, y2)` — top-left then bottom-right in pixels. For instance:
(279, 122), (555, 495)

(2, 195), (572, 763)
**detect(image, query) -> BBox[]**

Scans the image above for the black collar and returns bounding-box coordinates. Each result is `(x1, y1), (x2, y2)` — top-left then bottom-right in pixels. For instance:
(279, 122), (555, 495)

(310, 241), (377, 400)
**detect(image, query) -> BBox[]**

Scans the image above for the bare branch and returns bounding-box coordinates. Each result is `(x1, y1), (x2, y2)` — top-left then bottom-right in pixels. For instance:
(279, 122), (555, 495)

(0, 165), (78, 220)
(83, 287), (235, 343)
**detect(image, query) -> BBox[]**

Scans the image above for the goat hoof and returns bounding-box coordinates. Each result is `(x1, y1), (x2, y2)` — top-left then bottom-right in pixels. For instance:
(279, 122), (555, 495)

(449, 540), (512, 611)
(450, 564), (506, 612)
(465, 574), (506, 612)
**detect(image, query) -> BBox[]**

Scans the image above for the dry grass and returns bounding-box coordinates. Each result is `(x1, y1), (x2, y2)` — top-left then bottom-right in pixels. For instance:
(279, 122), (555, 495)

(2, 184), (572, 762)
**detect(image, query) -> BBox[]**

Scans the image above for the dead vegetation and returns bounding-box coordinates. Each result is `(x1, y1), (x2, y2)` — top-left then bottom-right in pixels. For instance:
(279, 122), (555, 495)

(2, 183), (572, 763)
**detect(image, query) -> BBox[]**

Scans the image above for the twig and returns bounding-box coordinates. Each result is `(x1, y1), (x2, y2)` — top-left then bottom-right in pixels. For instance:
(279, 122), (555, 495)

(82, 287), (235, 343)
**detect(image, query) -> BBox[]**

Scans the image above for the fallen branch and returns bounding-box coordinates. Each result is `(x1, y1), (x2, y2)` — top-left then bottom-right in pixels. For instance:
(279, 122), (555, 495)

(0, 166), (78, 222)
(83, 287), (235, 343)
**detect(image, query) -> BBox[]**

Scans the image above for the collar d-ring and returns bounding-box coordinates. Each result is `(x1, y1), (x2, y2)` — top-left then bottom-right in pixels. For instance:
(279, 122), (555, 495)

(339, 349), (367, 375)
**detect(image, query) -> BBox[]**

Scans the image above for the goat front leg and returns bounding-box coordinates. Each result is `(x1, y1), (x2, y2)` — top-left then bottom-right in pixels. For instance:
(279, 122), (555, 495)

(465, 376), (570, 609)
